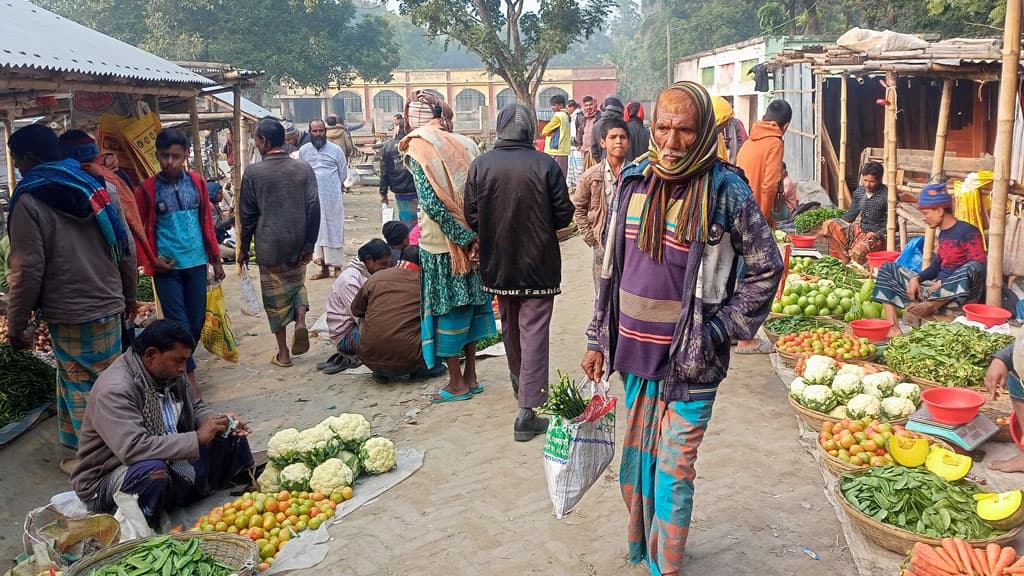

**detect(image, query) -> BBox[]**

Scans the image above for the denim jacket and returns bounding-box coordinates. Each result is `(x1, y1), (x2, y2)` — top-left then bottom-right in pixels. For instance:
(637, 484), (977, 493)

(586, 158), (784, 402)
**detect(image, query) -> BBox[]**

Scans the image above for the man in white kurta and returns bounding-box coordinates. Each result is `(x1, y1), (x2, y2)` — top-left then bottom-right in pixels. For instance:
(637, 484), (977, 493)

(299, 119), (348, 279)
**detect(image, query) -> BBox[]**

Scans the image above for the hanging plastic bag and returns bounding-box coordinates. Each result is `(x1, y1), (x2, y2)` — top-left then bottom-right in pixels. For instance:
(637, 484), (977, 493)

(542, 379), (617, 519)
(895, 236), (924, 273)
(200, 283), (239, 363)
(239, 265), (261, 317)
(381, 203), (395, 224)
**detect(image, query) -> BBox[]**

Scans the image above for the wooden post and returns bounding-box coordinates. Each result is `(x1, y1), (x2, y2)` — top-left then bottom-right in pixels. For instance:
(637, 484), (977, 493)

(884, 72), (899, 250)
(839, 74), (850, 208)
(189, 98), (203, 174)
(239, 120), (250, 173)
(986, 0), (1022, 305)
(923, 78), (954, 269)
(232, 85), (243, 263)
(3, 119), (15, 197)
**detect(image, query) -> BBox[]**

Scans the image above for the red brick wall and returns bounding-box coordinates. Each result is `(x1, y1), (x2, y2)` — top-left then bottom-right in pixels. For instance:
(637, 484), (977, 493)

(571, 79), (618, 101)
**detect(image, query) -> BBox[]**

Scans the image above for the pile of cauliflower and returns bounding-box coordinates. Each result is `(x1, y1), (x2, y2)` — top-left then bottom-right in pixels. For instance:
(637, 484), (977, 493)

(258, 413), (398, 493)
(790, 355), (920, 421)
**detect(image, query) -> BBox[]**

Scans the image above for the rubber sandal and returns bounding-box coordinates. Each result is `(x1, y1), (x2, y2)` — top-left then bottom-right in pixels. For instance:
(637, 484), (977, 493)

(270, 353), (293, 368)
(430, 389), (473, 404)
(469, 384), (484, 394)
(735, 339), (773, 355)
(291, 325), (310, 356)
(323, 354), (360, 375)
(316, 353), (340, 371)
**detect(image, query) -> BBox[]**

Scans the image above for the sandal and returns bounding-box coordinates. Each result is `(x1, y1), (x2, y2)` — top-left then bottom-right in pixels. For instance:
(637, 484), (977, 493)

(271, 353), (293, 368)
(323, 354), (360, 375)
(469, 384), (484, 394)
(317, 353), (341, 371)
(291, 325), (310, 356)
(430, 389), (473, 404)
(735, 339), (774, 355)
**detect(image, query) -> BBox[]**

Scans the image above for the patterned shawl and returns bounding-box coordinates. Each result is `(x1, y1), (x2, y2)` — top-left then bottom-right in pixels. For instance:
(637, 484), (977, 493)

(638, 81), (719, 260)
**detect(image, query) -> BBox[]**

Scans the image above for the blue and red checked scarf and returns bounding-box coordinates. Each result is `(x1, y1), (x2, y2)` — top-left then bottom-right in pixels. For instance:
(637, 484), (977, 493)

(10, 158), (130, 262)
(638, 82), (720, 261)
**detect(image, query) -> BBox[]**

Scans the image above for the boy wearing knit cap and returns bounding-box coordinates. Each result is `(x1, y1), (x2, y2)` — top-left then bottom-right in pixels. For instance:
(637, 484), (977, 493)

(871, 183), (987, 337)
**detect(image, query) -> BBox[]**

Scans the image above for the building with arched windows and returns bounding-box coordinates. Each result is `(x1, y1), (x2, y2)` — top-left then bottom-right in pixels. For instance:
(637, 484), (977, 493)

(278, 66), (616, 138)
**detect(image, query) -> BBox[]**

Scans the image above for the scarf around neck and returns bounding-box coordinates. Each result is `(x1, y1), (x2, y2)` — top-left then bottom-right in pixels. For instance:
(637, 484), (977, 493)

(638, 81), (719, 260)
(131, 351), (196, 484)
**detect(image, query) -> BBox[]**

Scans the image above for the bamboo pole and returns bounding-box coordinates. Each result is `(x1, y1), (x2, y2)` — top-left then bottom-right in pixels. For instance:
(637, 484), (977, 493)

(923, 78), (954, 269)
(232, 85), (243, 263)
(986, 0), (1021, 305)
(3, 119), (15, 197)
(884, 72), (899, 250)
(189, 98), (203, 174)
(839, 74), (850, 208)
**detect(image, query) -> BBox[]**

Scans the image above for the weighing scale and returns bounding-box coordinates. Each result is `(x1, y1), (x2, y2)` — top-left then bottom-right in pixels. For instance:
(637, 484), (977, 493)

(906, 406), (999, 451)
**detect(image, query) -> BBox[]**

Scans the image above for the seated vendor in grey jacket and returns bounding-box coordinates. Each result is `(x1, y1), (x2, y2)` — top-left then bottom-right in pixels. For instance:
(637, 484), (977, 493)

(71, 320), (254, 529)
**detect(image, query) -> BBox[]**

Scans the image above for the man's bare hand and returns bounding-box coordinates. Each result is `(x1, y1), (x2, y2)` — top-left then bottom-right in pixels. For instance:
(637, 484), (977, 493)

(985, 357), (1009, 401)
(198, 414), (229, 446)
(152, 256), (174, 273)
(125, 300), (139, 323)
(212, 261), (226, 282)
(226, 413), (252, 437)
(582, 349), (605, 383)
(468, 239), (480, 264)
(907, 276), (922, 302)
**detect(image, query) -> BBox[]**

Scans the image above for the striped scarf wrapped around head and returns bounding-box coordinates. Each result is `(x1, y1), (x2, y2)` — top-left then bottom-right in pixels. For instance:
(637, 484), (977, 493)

(405, 90), (454, 133)
(638, 81), (719, 261)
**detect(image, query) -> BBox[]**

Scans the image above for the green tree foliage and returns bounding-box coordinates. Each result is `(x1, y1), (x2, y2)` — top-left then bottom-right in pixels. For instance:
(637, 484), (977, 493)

(396, 0), (616, 110)
(37, 0), (399, 89)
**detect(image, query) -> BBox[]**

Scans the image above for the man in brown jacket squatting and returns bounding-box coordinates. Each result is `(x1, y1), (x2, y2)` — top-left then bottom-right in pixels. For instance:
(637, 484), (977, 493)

(72, 320), (254, 529)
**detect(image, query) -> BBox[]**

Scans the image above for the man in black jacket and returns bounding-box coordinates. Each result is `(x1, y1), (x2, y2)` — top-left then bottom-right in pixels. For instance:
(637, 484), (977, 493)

(378, 124), (418, 228)
(464, 103), (575, 442)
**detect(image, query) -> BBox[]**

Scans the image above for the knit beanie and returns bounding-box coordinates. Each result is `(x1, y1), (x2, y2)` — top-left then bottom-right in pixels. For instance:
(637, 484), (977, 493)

(58, 129), (100, 163)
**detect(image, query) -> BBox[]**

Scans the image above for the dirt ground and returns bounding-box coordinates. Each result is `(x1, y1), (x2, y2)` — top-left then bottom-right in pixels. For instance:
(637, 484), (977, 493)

(0, 187), (859, 575)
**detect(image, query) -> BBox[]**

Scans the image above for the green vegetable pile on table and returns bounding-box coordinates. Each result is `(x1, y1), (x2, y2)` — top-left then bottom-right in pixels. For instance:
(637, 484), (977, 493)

(884, 321), (1014, 388)
(794, 208), (846, 233)
(540, 371), (592, 420)
(804, 256), (867, 292)
(764, 316), (842, 336)
(459, 332), (503, 358)
(137, 275), (155, 303)
(0, 343), (56, 428)
(841, 466), (1002, 540)
(90, 535), (237, 576)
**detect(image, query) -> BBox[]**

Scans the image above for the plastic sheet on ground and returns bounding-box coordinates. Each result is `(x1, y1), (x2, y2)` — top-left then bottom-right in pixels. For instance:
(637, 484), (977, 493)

(772, 352), (1024, 576)
(0, 402), (53, 447)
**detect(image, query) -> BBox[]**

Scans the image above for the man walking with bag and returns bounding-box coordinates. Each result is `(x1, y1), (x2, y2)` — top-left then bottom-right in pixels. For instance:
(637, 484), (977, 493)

(465, 103), (575, 441)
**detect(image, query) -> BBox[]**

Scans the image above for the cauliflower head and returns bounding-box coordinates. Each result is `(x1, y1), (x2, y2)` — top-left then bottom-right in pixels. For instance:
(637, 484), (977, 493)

(800, 385), (838, 413)
(279, 462), (312, 492)
(788, 377), (808, 400)
(359, 437), (398, 475)
(296, 424), (340, 467)
(828, 405), (848, 419)
(309, 458), (354, 494)
(862, 372), (897, 398)
(881, 396), (916, 420)
(267, 428), (301, 466)
(846, 394), (882, 420)
(831, 373), (863, 403)
(323, 413), (372, 448)
(803, 355), (837, 386)
(837, 364), (866, 380)
(257, 463), (282, 493)
(337, 449), (361, 478)
(892, 382), (922, 405)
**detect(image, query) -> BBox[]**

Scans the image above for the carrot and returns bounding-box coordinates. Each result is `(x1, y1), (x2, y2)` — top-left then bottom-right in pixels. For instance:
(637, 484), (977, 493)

(903, 570), (922, 576)
(1003, 568), (1024, 575)
(1011, 556), (1024, 568)
(933, 546), (960, 573)
(944, 539), (967, 573)
(989, 544), (1003, 575)
(957, 538), (978, 576)
(974, 547), (992, 576)
(993, 547), (1017, 576)
(914, 543), (959, 574)
(911, 556), (957, 576)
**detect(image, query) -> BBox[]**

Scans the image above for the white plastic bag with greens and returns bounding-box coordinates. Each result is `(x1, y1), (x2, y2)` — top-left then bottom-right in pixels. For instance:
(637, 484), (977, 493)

(542, 376), (616, 518)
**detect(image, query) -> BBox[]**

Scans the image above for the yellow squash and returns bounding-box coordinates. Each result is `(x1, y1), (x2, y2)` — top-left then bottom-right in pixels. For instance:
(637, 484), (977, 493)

(924, 447), (972, 481)
(888, 436), (929, 467)
(975, 490), (1024, 530)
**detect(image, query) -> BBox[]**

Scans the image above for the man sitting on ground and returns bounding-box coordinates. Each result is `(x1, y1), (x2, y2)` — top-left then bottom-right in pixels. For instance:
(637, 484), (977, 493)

(320, 239), (392, 374)
(72, 320), (253, 530)
(819, 162), (887, 264)
(872, 183), (986, 336)
(351, 246), (444, 381)
(382, 221), (410, 267)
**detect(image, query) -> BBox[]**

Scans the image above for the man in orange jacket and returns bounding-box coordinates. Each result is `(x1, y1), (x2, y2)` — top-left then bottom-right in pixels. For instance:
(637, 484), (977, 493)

(735, 99), (791, 354)
(736, 100), (791, 229)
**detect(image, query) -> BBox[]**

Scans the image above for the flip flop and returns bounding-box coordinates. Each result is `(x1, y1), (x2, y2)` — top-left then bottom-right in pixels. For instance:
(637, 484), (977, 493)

(735, 339), (774, 355)
(316, 353), (340, 371)
(271, 353), (293, 368)
(469, 384), (484, 394)
(323, 354), (360, 375)
(291, 325), (310, 356)
(430, 389), (473, 404)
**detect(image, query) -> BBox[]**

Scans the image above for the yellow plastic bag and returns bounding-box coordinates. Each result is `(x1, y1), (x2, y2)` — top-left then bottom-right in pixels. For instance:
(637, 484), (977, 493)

(200, 284), (239, 363)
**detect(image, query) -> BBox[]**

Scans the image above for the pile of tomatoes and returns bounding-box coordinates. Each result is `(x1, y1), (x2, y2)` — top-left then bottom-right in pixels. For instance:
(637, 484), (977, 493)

(818, 418), (907, 467)
(190, 488), (352, 570)
(775, 328), (878, 361)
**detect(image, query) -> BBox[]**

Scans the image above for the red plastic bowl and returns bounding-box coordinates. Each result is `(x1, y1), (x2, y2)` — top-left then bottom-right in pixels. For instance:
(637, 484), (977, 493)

(848, 318), (894, 342)
(920, 387), (985, 426)
(790, 234), (816, 248)
(1010, 411), (1022, 449)
(962, 303), (1012, 328)
(866, 251), (900, 270)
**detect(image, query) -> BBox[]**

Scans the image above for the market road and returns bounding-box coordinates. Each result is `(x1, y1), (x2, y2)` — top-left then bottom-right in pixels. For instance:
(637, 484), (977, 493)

(0, 188), (858, 575)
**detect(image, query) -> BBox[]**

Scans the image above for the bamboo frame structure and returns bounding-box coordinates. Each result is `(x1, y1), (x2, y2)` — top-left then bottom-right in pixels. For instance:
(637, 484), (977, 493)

(884, 72), (899, 250)
(189, 98), (203, 174)
(923, 78), (954, 268)
(986, 0), (1022, 305)
(233, 85), (243, 263)
(839, 74), (850, 208)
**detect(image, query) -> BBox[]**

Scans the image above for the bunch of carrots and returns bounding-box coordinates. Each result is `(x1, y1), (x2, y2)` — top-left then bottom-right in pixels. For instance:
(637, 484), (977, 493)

(903, 539), (1024, 576)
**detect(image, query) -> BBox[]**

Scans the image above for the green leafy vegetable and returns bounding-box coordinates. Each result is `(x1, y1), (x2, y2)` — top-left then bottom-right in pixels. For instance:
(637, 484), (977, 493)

(0, 343), (56, 428)
(137, 275), (155, 303)
(804, 257), (867, 291)
(91, 536), (236, 576)
(884, 321), (1014, 388)
(540, 371), (592, 420)
(794, 208), (846, 233)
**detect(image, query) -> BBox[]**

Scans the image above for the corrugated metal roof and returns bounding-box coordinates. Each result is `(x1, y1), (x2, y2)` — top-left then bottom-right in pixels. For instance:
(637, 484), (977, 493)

(206, 87), (273, 120)
(0, 0), (212, 86)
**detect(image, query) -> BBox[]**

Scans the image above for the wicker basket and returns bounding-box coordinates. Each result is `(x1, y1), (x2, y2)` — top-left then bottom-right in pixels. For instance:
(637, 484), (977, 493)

(835, 481), (1021, 555)
(763, 318), (848, 344)
(818, 435), (953, 476)
(788, 395), (908, 432)
(67, 532), (259, 576)
(776, 349), (805, 368)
